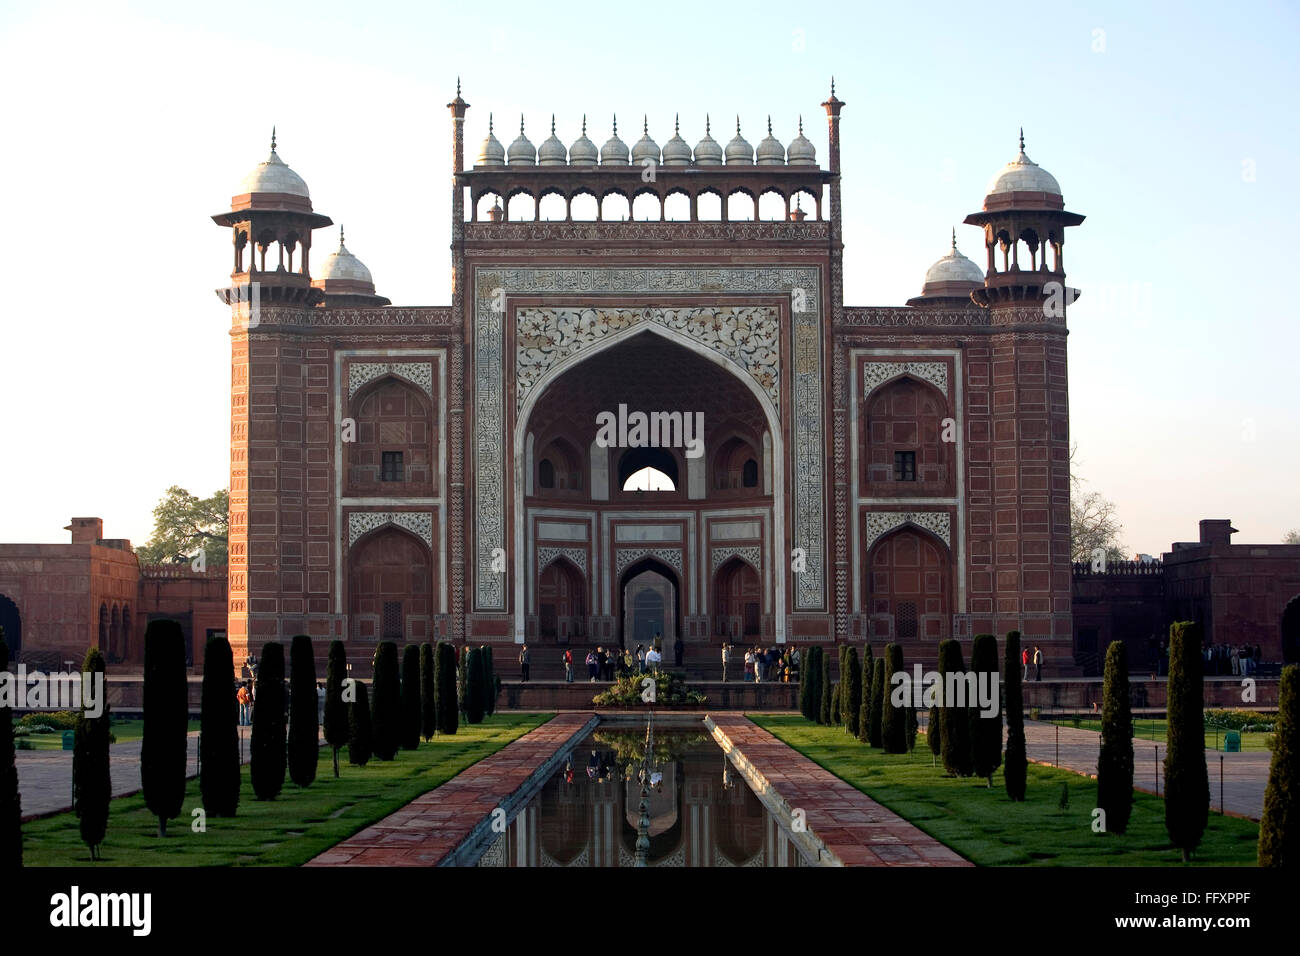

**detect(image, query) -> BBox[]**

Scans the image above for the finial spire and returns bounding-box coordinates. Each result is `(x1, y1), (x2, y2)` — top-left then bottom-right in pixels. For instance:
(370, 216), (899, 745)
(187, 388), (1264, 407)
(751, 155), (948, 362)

(551, 114), (556, 135)
(798, 115), (803, 135)
(674, 112), (679, 135)
(340, 224), (345, 248)
(951, 227), (957, 250)
(488, 112), (494, 134)
(831, 76), (836, 96)
(1019, 126), (1025, 151)
(643, 114), (648, 135)
(612, 114), (618, 135)
(582, 114), (587, 135)
(270, 126), (277, 152)
(736, 115), (741, 134)
(706, 114), (711, 135)
(519, 114), (525, 135)
(767, 115), (772, 135)
(456, 76), (461, 96)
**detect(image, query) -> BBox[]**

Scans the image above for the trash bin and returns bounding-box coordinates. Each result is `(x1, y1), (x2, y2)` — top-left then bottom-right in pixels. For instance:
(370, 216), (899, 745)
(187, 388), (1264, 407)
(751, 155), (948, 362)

(61, 730), (75, 751)
(1224, 731), (1241, 753)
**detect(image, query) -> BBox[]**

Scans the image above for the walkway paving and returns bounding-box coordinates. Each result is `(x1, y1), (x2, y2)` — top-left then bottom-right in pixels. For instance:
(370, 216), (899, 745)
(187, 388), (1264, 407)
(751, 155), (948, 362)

(1021, 719), (1269, 820)
(307, 713), (597, 867)
(708, 715), (970, 867)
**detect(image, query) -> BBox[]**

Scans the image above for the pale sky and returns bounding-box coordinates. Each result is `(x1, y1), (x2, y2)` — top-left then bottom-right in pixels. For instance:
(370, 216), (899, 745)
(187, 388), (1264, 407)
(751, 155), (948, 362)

(0, 0), (1296, 556)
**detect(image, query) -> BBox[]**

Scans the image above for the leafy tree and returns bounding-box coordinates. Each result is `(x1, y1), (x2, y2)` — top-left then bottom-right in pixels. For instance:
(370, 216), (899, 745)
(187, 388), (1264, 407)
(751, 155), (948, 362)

(857, 643), (874, 743)
(937, 639), (973, 777)
(865, 657), (884, 747)
(435, 642), (459, 735)
(74, 647), (112, 859)
(419, 643), (436, 741)
(250, 641), (286, 800)
(0, 631), (21, 866)
(881, 643), (907, 754)
(400, 644), (422, 750)
(1259, 665), (1298, 866)
(1069, 444), (1126, 563)
(141, 620), (188, 835)
(818, 649), (831, 725)
(465, 647), (487, 724)
(1003, 631), (1027, 801)
(199, 635), (239, 816)
(1097, 640), (1134, 833)
(371, 642), (402, 760)
(347, 680), (372, 767)
(969, 634), (1002, 786)
(288, 636), (318, 787)
(134, 486), (229, 566)
(323, 641), (350, 778)
(844, 647), (862, 738)
(1282, 529), (1300, 545)
(1164, 621), (1209, 862)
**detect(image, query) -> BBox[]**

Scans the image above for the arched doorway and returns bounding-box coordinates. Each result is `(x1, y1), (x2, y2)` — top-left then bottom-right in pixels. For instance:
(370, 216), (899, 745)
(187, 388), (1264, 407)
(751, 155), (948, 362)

(98, 603), (109, 656)
(0, 594), (21, 659)
(714, 557), (760, 641)
(865, 526), (952, 643)
(538, 558), (586, 643)
(619, 557), (680, 651)
(1282, 595), (1300, 664)
(110, 605), (122, 664)
(348, 525), (433, 643)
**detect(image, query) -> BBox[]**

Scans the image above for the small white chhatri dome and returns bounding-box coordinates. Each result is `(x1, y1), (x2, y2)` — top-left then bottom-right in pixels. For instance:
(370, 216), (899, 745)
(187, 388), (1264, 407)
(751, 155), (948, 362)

(238, 128), (310, 198)
(312, 226), (374, 286)
(661, 115), (692, 166)
(985, 129), (1062, 197)
(924, 232), (984, 286)
(725, 117), (754, 165)
(786, 117), (816, 166)
(601, 116), (629, 165)
(538, 115), (568, 166)
(507, 116), (537, 165)
(476, 114), (506, 166)
(694, 116), (723, 165)
(631, 116), (660, 166)
(755, 117), (785, 165)
(569, 115), (598, 166)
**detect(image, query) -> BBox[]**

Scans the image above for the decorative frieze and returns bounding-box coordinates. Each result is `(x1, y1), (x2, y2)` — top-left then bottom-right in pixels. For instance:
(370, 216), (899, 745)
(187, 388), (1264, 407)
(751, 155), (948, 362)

(347, 511), (434, 550)
(537, 546), (588, 575)
(711, 545), (762, 574)
(614, 548), (683, 577)
(348, 361), (434, 399)
(862, 511), (951, 552)
(862, 361), (948, 398)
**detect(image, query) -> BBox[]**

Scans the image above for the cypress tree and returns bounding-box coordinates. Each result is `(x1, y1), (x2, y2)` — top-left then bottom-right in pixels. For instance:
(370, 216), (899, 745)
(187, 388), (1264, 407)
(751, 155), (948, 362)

(867, 657), (885, 748)
(483, 645), (497, 717)
(905, 706), (918, 752)
(844, 647), (862, 738)
(1164, 621), (1209, 862)
(199, 635), (239, 816)
(435, 641), (459, 735)
(347, 680), (372, 767)
(466, 647), (487, 724)
(969, 634), (1002, 786)
(837, 646), (849, 727)
(371, 641), (401, 760)
(250, 641), (286, 800)
(857, 643), (874, 742)
(141, 619), (188, 835)
(323, 640), (349, 778)
(830, 683), (841, 725)
(927, 704), (942, 766)
(1097, 640), (1134, 833)
(419, 643), (436, 741)
(0, 632), (21, 866)
(400, 644), (422, 750)
(799, 646), (813, 720)
(288, 635), (319, 788)
(818, 648), (832, 725)
(1259, 664), (1299, 866)
(74, 646), (111, 859)
(882, 643), (907, 754)
(937, 639), (973, 776)
(1004, 631), (1027, 801)
(458, 644), (469, 719)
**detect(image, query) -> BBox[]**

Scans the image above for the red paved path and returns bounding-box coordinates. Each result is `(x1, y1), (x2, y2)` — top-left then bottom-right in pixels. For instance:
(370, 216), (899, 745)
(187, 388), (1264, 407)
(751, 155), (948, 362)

(708, 715), (971, 867)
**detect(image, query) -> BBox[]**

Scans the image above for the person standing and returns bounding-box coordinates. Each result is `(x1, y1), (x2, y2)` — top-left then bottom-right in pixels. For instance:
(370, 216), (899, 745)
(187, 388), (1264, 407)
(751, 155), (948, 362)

(236, 682), (250, 726)
(586, 649), (598, 681)
(563, 648), (574, 683)
(646, 644), (662, 674)
(1032, 645), (1043, 681)
(1022, 646), (1030, 681)
(595, 646), (607, 681)
(790, 646), (801, 681)
(519, 644), (531, 682)
(721, 642), (731, 682)
(744, 648), (755, 682)
(636, 644), (646, 674)
(674, 634), (684, 669)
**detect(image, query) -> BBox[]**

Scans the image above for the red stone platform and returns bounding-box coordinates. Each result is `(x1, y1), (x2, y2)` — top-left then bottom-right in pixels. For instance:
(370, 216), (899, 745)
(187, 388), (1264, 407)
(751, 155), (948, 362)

(707, 715), (971, 867)
(306, 712), (597, 867)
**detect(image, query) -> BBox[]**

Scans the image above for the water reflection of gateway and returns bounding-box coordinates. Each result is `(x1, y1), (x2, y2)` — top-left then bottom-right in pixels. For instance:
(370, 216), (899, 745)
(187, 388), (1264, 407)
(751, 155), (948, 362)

(475, 729), (810, 867)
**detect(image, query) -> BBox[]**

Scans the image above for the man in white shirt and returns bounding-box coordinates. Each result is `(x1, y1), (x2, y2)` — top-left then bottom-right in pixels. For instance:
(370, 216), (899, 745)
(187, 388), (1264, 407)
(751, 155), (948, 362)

(646, 646), (662, 674)
(721, 643), (731, 682)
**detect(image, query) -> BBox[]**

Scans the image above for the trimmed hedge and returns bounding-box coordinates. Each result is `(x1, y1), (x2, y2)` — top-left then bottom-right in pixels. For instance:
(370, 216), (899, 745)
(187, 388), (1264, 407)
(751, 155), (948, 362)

(371, 642), (401, 760)
(844, 647), (862, 738)
(970, 634), (1002, 786)
(400, 644), (422, 751)
(1259, 664), (1298, 866)
(1097, 640), (1134, 833)
(881, 643), (907, 754)
(857, 644), (874, 743)
(1164, 621), (1209, 861)
(142, 619), (189, 833)
(867, 657), (885, 748)
(419, 642), (436, 741)
(287, 635), (319, 788)
(937, 639), (973, 777)
(323, 640), (349, 777)
(1003, 631), (1027, 801)
(199, 635), (239, 815)
(74, 646), (112, 858)
(250, 641), (287, 801)
(347, 680), (372, 767)
(818, 649), (831, 725)
(466, 647), (487, 724)
(435, 642), (459, 735)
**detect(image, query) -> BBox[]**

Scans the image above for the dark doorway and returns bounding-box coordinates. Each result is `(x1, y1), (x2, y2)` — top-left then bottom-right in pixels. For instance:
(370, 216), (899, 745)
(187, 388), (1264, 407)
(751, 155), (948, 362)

(0, 594), (21, 659)
(1283, 595), (1300, 665)
(618, 557), (680, 651)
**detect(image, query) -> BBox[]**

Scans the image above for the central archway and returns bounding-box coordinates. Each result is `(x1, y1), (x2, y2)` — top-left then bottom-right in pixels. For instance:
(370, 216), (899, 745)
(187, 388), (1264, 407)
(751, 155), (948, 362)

(618, 556), (681, 652)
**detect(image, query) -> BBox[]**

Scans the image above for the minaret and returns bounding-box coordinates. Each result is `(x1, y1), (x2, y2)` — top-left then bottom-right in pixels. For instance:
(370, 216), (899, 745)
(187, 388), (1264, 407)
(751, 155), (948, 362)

(446, 80), (470, 642)
(963, 130), (1085, 666)
(447, 78), (469, 303)
(822, 79), (848, 641)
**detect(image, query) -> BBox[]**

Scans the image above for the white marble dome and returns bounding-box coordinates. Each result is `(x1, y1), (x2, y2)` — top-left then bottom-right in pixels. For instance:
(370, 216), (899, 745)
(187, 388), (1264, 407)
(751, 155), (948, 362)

(238, 132), (310, 198)
(725, 118), (754, 165)
(313, 229), (374, 286)
(476, 114), (506, 166)
(661, 115), (692, 166)
(569, 116), (598, 166)
(694, 117), (723, 165)
(600, 117), (629, 165)
(631, 117), (660, 166)
(755, 117), (785, 165)
(986, 132), (1062, 196)
(507, 117), (536, 165)
(538, 116), (568, 166)
(786, 117), (816, 166)
(924, 240), (984, 286)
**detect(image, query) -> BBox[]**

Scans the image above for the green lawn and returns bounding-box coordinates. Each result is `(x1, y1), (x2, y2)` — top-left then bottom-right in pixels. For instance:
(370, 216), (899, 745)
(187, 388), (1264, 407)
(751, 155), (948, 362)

(21, 713), (551, 866)
(751, 715), (1260, 867)
(1049, 718), (1272, 752)
(15, 718), (201, 751)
